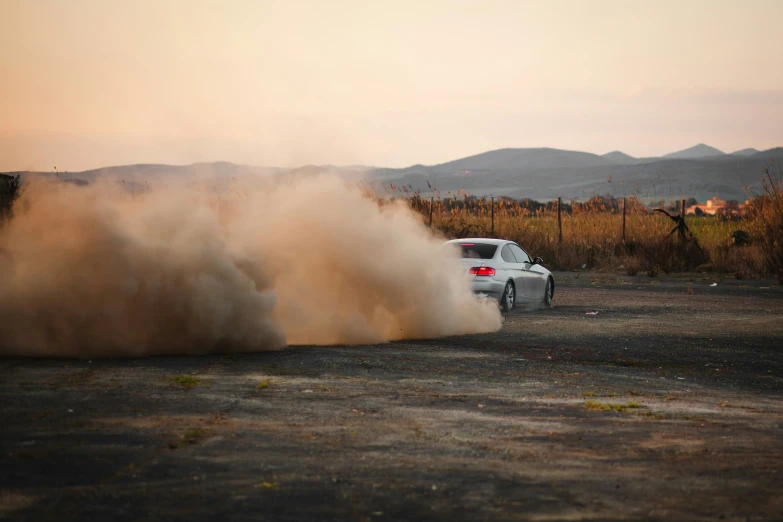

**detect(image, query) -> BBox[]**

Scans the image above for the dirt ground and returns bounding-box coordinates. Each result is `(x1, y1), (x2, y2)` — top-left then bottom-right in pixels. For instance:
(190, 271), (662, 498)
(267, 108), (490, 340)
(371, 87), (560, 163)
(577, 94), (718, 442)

(2, 273), (782, 521)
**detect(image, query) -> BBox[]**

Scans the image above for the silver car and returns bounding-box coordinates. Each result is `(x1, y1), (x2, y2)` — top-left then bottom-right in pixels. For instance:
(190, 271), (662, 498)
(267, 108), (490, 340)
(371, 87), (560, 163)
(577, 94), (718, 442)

(446, 238), (555, 312)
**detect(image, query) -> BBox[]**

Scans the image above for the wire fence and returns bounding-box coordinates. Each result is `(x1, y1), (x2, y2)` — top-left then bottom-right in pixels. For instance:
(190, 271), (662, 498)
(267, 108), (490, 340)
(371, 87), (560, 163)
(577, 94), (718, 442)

(415, 194), (690, 244)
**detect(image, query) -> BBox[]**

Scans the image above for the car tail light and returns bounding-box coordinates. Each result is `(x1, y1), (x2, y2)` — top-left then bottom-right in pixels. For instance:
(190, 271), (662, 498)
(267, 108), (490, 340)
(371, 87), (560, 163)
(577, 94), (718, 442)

(469, 266), (496, 276)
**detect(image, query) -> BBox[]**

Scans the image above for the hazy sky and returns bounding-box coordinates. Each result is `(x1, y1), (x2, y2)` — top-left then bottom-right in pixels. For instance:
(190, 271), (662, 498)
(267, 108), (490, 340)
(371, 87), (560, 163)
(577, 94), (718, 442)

(1, 0), (781, 171)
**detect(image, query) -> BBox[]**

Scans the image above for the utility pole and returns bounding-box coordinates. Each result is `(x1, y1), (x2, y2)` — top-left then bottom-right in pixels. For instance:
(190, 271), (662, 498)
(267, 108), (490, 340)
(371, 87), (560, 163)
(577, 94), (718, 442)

(557, 197), (562, 245)
(490, 196), (495, 236)
(622, 197), (627, 243)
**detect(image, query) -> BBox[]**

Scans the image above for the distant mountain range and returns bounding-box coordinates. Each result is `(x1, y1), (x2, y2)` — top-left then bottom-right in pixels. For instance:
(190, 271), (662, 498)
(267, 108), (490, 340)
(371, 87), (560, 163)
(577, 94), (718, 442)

(602, 145), (762, 164)
(369, 145), (783, 202)
(3, 144), (782, 203)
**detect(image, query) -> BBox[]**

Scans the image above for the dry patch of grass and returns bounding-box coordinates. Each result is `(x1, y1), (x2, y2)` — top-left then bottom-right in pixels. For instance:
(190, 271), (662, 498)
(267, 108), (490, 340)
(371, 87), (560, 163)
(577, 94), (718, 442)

(169, 375), (206, 389)
(584, 401), (645, 413)
(392, 188), (776, 277)
(582, 391), (618, 398)
(637, 411), (668, 420)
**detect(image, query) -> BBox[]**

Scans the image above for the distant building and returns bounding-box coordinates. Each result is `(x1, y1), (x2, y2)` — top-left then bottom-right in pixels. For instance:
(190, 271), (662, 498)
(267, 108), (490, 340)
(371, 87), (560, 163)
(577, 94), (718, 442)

(686, 197), (745, 216)
(687, 197), (726, 216)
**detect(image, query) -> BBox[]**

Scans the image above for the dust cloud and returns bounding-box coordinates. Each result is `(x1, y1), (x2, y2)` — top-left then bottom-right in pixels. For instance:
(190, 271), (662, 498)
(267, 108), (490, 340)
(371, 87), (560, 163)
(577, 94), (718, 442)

(0, 175), (502, 357)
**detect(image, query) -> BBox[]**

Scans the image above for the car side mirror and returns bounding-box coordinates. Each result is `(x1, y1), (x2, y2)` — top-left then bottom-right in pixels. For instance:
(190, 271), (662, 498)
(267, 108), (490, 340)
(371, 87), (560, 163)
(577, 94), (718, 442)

(533, 257), (544, 265)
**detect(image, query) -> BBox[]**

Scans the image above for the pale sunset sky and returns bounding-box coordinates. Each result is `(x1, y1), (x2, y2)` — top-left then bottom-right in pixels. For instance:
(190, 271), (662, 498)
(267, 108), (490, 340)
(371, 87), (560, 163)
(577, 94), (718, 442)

(1, 0), (781, 171)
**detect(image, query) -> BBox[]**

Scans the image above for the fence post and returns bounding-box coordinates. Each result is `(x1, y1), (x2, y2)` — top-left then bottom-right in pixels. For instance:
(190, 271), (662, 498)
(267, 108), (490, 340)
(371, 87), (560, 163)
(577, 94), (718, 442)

(622, 197), (626, 243)
(429, 196), (434, 227)
(491, 196), (495, 237)
(557, 197), (562, 245)
(680, 197), (686, 220)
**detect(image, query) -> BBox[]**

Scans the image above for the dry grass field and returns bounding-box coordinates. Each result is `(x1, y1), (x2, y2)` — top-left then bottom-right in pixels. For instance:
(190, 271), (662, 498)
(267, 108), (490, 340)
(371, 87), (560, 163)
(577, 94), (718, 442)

(387, 165), (783, 282)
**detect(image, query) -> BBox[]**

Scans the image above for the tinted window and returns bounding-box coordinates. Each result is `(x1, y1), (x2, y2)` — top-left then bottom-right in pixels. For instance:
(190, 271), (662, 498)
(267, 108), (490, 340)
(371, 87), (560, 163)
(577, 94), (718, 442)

(509, 244), (531, 263)
(501, 245), (516, 263)
(457, 243), (498, 259)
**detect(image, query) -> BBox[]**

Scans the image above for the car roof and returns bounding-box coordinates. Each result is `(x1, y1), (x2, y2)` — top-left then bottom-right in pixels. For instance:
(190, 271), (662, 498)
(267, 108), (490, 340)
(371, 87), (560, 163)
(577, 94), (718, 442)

(446, 238), (512, 246)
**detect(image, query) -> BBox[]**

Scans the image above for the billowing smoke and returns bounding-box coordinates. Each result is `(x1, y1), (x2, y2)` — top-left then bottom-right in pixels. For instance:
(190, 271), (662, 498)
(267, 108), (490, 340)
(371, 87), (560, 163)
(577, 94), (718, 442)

(0, 175), (502, 357)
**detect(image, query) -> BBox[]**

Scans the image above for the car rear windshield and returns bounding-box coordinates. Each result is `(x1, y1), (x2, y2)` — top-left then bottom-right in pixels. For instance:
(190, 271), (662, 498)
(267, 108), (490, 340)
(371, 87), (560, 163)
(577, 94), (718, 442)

(457, 243), (497, 259)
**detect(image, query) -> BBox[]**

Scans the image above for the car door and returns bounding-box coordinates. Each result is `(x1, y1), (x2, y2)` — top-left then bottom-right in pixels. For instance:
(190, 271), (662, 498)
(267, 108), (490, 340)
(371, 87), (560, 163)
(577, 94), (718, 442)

(508, 243), (542, 298)
(499, 244), (525, 303)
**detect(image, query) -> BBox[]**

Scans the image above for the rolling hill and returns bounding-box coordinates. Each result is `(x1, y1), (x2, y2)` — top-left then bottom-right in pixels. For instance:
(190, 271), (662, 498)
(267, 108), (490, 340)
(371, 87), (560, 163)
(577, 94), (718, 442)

(732, 148), (760, 156)
(753, 147), (783, 159)
(4, 145), (782, 204)
(369, 146), (783, 203)
(663, 144), (725, 159)
(430, 148), (614, 172)
(1, 162), (371, 193)
(602, 151), (640, 164)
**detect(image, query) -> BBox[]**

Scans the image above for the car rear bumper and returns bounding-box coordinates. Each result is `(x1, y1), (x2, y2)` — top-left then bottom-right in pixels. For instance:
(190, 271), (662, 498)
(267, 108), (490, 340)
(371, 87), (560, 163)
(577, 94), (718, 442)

(470, 279), (506, 301)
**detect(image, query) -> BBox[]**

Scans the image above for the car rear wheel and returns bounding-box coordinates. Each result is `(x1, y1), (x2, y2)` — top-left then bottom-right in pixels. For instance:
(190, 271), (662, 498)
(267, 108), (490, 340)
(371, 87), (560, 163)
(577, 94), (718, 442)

(501, 281), (515, 312)
(543, 278), (553, 307)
